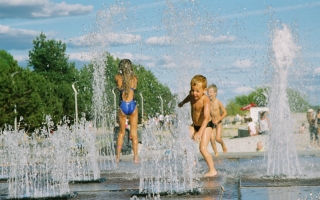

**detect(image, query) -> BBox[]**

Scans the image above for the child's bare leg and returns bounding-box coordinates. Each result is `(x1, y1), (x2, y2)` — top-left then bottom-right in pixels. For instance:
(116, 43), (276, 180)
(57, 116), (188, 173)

(215, 123), (227, 153)
(130, 108), (139, 163)
(116, 111), (127, 162)
(200, 128), (217, 177)
(189, 126), (195, 138)
(189, 126), (197, 166)
(210, 129), (218, 157)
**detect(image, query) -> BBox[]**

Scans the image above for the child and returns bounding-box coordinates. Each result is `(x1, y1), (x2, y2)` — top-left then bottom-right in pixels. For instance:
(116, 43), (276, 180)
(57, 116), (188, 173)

(178, 75), (218, 177)
(247, 117), (257, 136)
(317, 109), (320, 135)
(256, 141), (264, 152)
(307, 109), (318, 145)
(299, 123), (306, 134)
(207, 84), (227, 157)
(115, 59), (139, 163)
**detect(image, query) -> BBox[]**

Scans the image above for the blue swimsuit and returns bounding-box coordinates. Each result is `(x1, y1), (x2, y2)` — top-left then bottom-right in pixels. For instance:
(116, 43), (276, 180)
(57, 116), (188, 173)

(119, 88), (136, 115)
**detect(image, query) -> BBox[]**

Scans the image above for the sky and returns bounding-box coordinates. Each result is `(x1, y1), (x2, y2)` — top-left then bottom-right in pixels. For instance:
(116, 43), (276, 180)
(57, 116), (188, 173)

(1, 0), (320, 106)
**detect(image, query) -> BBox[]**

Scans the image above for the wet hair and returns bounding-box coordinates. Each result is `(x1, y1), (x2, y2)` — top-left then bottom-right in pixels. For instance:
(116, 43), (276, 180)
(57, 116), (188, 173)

(118, 59), (135, 98)
(208, 84), (218, 93)
(190, 74), (207, 89)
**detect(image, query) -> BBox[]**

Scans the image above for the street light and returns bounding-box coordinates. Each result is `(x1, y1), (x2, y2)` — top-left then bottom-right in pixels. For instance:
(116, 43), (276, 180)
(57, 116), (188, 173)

(139, 93), (144, 121)
(112, 88), (117, 125)
(11, 71), (20, 134)
(72, 81), (78, 124)
(158, 95), (163, 115)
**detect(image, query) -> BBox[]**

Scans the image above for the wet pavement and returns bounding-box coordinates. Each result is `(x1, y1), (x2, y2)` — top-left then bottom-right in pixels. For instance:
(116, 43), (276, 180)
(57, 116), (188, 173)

(1, 151), (320, 199)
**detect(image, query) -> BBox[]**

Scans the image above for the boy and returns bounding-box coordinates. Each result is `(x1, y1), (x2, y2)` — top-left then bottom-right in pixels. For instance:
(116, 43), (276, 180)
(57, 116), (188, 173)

(207, 84), (227, 157)
(178, 75), (218, 177)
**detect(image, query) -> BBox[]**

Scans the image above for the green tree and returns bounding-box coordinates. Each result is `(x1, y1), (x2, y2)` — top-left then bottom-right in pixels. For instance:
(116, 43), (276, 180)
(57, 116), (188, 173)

(0, 50), (61, 131)
(226, 87), (310, 115)
(28, 33), (79, 123)
(0, 50), (22, 127)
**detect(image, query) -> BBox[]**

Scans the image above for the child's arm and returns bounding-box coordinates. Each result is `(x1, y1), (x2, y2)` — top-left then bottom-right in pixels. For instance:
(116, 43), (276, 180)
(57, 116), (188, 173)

(193, 97), (211, 141)
(178, 94), (191, 107)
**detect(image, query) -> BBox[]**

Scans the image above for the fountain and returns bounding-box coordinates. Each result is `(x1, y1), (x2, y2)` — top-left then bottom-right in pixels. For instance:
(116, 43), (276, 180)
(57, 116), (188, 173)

(267, 23), (301, 176)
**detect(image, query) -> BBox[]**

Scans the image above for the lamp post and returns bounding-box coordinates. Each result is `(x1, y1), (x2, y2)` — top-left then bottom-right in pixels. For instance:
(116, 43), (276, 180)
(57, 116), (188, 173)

(139, 93), (144, 121)
(112, 88), (117, 125)
(158, 95), (163, 115)
(11, 72), (20, 134)
(72, 81), (78, 124)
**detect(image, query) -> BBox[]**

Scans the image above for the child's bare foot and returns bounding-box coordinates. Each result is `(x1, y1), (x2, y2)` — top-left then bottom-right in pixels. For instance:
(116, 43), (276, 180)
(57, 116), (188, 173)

(134, 159), (140, 164)
(215, 152), (219, 157)
(204, 170), (218, 177)
(116, 157), (120, 163)
(222, 145), (228, 153)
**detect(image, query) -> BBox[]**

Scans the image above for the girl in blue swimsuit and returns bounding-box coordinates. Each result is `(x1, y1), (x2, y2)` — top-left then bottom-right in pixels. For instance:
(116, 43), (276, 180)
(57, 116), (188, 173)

(115, 59), (139, 163)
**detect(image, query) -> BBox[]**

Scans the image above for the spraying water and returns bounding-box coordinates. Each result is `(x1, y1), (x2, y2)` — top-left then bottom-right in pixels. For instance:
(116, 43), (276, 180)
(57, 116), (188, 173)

(138, 0), (218, 194)
(267, 23), (301, 176)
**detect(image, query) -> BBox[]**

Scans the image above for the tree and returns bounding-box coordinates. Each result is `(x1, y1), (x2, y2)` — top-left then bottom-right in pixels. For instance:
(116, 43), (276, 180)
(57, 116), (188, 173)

(28, 33), (79, 123)
(226, 87), (310, 115)
(0, 50), (22, 127)
(0, 50), (62, 131)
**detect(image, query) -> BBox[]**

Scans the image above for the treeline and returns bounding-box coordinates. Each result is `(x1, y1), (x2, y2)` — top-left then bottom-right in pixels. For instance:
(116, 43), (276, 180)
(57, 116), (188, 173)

(0, 33), (175, 131)
(225, 87), (312, 116)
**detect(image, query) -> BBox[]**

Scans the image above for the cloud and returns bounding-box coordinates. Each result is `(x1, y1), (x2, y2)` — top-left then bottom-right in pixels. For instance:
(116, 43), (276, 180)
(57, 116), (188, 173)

(13, 54), (28, 63)
(197, 35), (236, 44)
(314, 67), (320, 74)
(145, 36), (173, 46)
(68, 52), (93, 62)
(0, 24), (44, 50)
(233, 86), (254, 94)
(111, 52), (151, 62)
(219, 2), (320, 19)
(69, 33), (141, 47)
(232, 59), (252, 69)
(0, 0), (93, 19)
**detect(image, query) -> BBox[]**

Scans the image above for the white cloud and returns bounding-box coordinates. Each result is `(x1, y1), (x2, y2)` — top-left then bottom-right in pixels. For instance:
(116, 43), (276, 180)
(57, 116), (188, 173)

(197, 35), (236, 44)
(145, 36), (173, 46)
(218, 2), (320, 20)
(70, 33), (141, 47)
(0, 0), (93, 19)
(233, 86), (254, 94)
(232, 59), (252, 69)
(112, 52), (151, 61)
(0, 24), (43, 50)
(68, 52), (93, 62)
(13, 54), (28, 63)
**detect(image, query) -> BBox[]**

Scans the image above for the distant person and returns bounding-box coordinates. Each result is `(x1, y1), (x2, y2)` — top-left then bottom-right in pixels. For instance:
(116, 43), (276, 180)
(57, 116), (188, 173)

(307, 109), (318, 146)
(207, 84), (227, 157)
(178, 74), (218, 177)
(299, 123), (306, 134)
(316, 109), (320, 136)
(115, 59), (139, 163)
(244, 115), (250, 123)
(258, 111), (271, 135)
(159, 114), (164, 129)
(256, 141), (264, 152)
(247, 117), (257, 136)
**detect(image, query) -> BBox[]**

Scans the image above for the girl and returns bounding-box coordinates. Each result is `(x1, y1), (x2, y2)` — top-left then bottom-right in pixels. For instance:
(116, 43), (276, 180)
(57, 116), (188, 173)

(115, 59), (139, 163)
